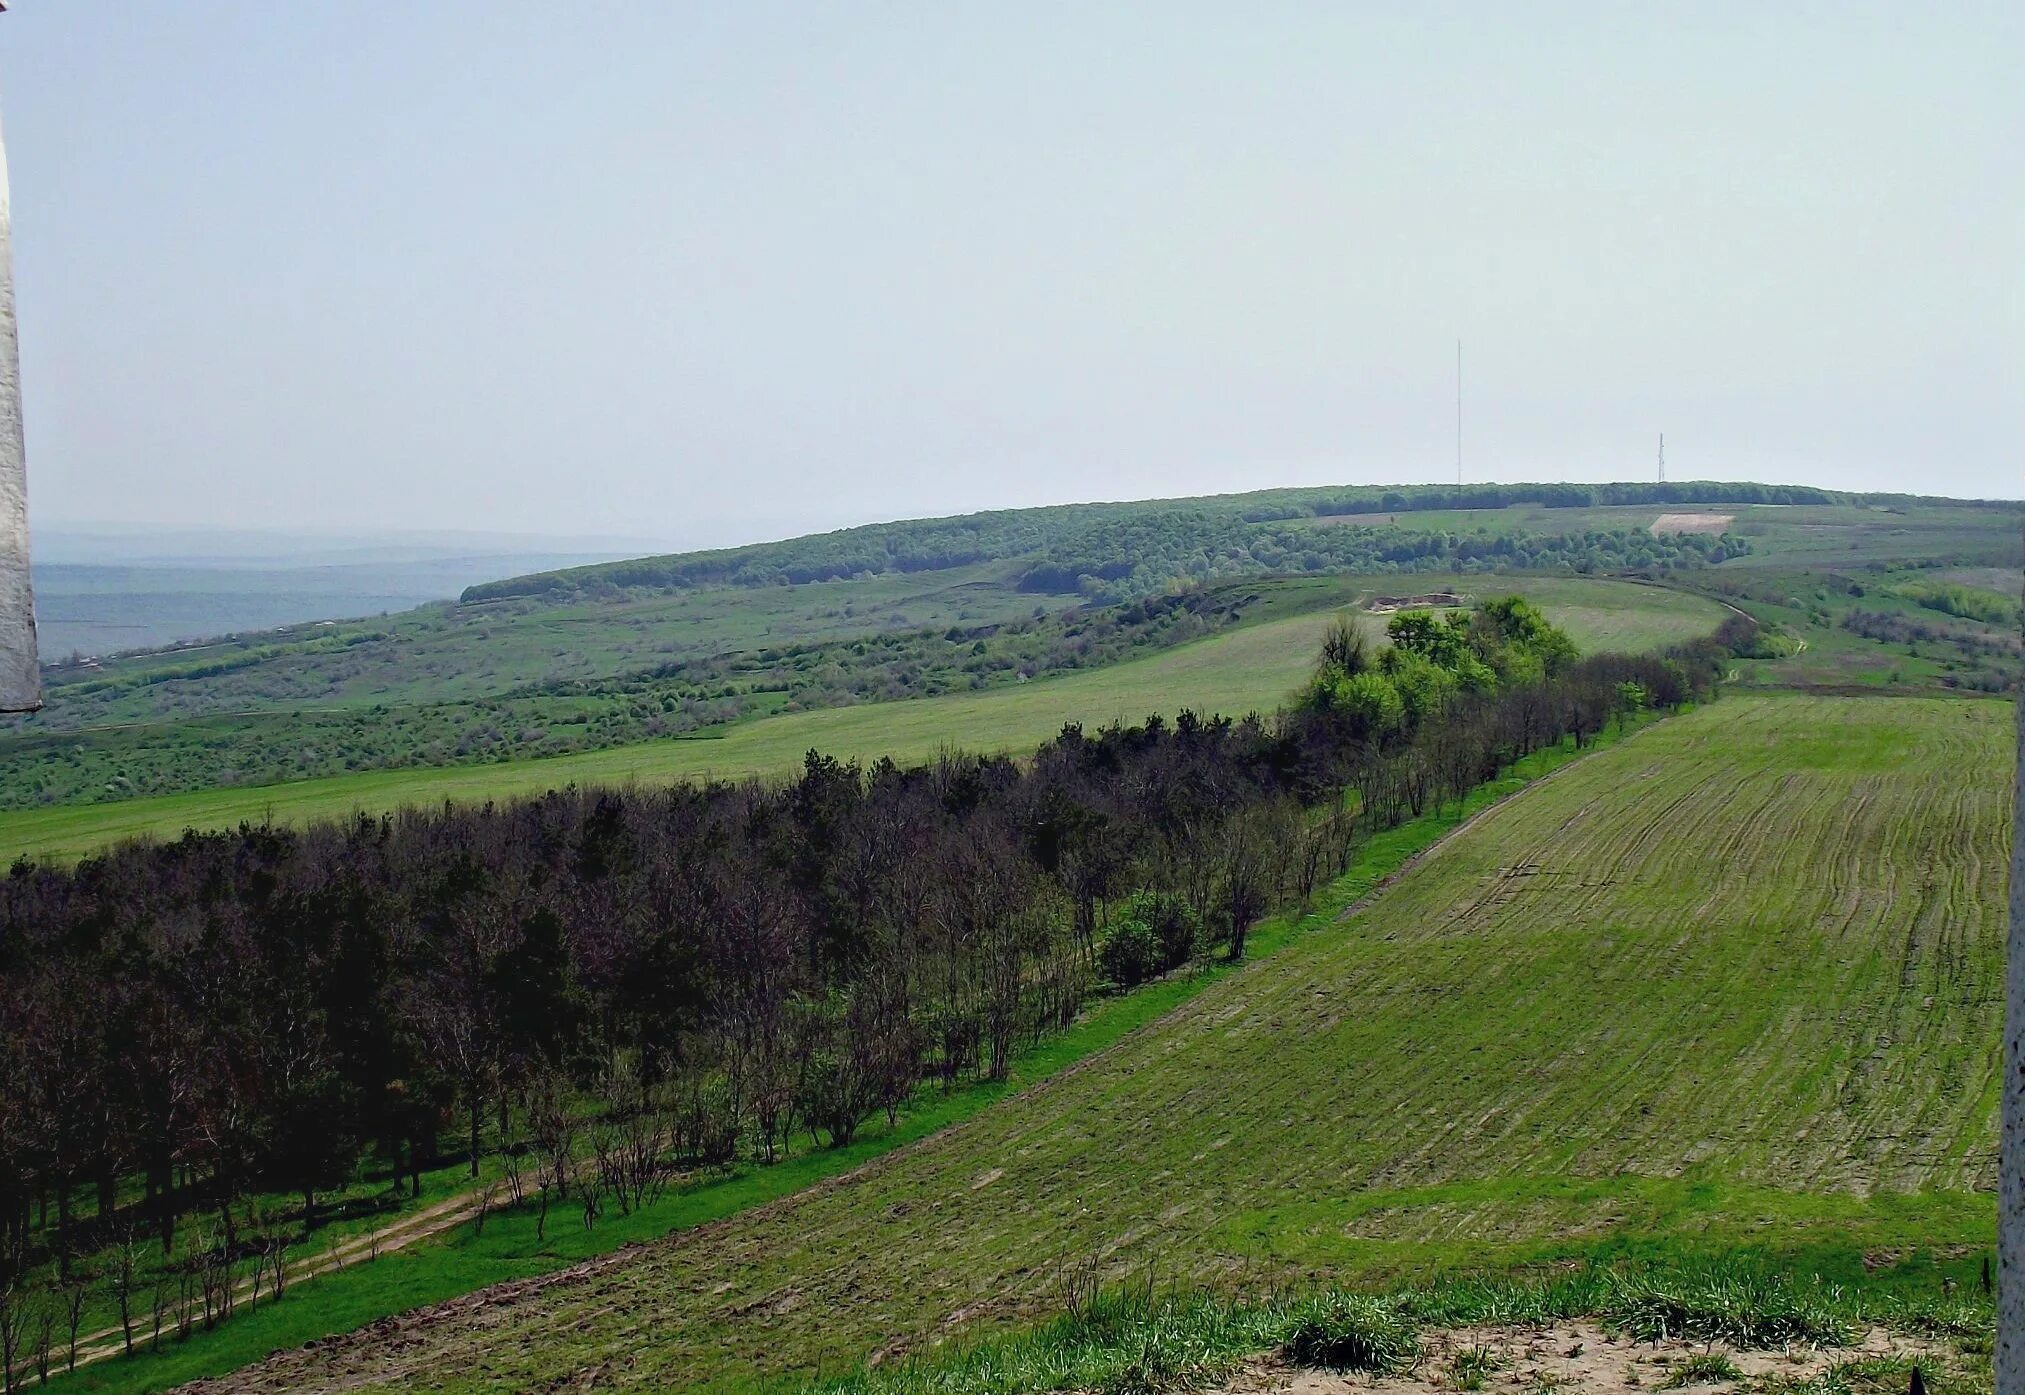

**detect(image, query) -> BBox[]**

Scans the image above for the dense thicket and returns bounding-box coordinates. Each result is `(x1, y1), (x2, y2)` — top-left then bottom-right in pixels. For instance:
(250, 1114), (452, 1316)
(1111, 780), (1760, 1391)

(0, 616), (1737, 1289)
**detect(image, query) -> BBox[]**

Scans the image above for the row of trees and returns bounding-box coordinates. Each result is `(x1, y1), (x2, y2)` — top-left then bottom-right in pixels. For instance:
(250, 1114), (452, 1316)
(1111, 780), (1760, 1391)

(0, 611), (1741, 1306)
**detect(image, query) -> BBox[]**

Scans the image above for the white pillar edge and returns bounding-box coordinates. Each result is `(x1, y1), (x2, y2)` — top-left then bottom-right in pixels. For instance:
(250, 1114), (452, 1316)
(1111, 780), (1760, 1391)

(0, 98), (42, 713)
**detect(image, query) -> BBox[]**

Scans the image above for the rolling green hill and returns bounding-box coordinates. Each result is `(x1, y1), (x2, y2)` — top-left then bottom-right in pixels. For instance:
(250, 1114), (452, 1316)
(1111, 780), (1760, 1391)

(188, 691), (2012, 1393)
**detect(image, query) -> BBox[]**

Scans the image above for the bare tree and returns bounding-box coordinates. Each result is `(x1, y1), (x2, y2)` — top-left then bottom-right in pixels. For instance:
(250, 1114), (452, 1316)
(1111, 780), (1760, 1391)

(110, 1227), (141, 1355)
(0, 1278), (23, 1395)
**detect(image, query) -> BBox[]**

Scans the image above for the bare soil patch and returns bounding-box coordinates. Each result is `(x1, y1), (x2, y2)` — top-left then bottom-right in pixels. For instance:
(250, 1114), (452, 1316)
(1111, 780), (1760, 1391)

(1214, 1320), (1956, 1395)
(1366, 593), (1468, 613)
(1650, 513), (1734, 535)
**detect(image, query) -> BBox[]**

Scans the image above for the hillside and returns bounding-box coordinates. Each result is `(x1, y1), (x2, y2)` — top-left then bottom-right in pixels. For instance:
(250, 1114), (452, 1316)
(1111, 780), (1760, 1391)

(454, 482), (2010, 604)
(187, 691), (2012, 1393)
(1, 482), (2011, 852)
(0, 575), (1723, 862)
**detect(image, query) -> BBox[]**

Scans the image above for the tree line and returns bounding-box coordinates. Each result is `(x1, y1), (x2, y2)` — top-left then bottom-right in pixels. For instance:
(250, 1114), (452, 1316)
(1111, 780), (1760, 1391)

(0, 607), (1745, 1346)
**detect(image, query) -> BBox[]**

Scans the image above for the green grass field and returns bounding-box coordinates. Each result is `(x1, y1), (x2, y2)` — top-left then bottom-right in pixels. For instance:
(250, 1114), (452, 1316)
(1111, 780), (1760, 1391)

(0, 576), (1723, 863)
(187, 691), (2011, 1393)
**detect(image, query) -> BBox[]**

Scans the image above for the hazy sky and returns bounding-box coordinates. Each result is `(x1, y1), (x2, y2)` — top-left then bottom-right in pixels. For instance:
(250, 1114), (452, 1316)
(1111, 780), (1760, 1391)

(3, 3), (2018, 544)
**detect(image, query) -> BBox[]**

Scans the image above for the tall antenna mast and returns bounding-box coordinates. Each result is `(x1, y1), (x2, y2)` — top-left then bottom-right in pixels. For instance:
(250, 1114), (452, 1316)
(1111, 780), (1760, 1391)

(1455, 339), (1463, 500)
(1658, 433), (1666, 484)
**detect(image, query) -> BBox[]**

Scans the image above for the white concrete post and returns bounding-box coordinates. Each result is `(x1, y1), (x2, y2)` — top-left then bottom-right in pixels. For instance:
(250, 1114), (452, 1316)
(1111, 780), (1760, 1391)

(0, 101), (42, 712)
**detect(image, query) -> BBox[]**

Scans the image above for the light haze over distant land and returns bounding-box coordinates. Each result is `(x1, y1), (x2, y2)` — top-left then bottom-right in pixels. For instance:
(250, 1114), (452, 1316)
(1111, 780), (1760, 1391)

(2, 3), (2017, 547)
(27, 526), (653, 658)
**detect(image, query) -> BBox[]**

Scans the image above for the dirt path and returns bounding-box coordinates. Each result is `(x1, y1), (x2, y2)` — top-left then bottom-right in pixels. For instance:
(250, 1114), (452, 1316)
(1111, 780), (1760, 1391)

(45, 1184), (495, 1377)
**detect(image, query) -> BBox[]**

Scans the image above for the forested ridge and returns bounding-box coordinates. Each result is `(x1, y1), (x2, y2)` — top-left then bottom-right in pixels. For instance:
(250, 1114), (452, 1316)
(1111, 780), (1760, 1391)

(460, 480), (1832, 603)
(0, 603), (1749, 1347)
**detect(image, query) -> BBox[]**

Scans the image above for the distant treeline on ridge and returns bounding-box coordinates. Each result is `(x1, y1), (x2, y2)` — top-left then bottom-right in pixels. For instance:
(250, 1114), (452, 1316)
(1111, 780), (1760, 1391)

(459, 479), (1881, 605)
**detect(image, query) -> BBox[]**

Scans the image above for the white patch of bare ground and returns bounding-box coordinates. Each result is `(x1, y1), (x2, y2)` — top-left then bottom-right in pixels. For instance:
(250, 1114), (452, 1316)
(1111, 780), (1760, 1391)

(1649, 513), (1735, 535)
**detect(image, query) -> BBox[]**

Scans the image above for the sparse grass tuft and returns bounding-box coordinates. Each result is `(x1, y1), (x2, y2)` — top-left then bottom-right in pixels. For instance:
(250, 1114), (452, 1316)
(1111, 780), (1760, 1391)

(1877, 1300), (1989, 1342)
(1604, 1269), (1850, 1348)
(810, 1290), (1277, 1395)
(802, 1258), (1994, 1395)
(1281, 1293), (1421, 1374)
(1448, 1342), (1501, 1390)
(1815, 1354), (1951, 1395)
(1662, 1352), (1744, 1387)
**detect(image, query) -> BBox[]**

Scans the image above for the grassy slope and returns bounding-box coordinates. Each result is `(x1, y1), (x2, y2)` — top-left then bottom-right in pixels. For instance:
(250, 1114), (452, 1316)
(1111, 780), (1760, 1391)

(189, 692), (2012, 1394)
(0, 577), (1722, 863)
(1720, 503), (2021, 568)
(28, 561), (1057, 722)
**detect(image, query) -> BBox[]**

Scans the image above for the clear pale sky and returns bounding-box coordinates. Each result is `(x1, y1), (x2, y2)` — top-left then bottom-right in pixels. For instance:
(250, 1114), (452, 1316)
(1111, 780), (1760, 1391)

(2, 3), (2018, 544)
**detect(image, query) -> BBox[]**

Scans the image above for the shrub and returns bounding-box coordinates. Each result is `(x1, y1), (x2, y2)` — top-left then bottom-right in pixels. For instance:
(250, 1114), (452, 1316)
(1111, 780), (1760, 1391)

(1102, 893), (1204, 985)
(1115, 890), (1201, 972)
(1099, 916), (1160, 988)
(1895, 581), (2019, 627)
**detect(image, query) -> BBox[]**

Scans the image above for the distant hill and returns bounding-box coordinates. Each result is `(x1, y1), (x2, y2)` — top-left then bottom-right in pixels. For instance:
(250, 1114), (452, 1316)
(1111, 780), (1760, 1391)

(459, 479), (2016, 604)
